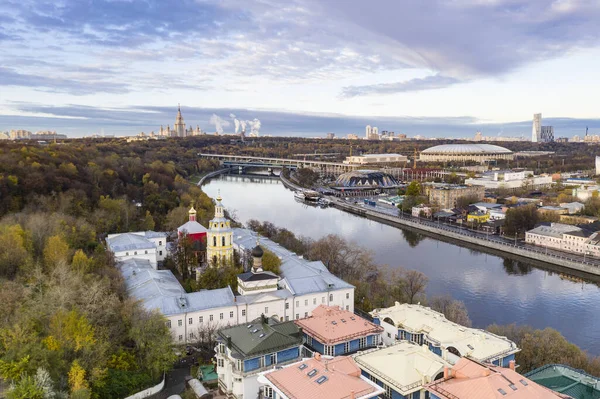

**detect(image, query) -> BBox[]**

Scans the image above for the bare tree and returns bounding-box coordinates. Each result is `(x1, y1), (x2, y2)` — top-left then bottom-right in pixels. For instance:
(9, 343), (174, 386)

(429, 295), (472, 327)
(401, 270), (428, 304)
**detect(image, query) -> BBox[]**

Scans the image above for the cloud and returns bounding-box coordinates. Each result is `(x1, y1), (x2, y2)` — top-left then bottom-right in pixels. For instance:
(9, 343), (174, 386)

(341, 75), (462, 98)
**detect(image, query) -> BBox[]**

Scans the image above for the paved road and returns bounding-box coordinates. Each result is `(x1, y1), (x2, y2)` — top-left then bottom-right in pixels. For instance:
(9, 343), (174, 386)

(337, 197), (600, 268)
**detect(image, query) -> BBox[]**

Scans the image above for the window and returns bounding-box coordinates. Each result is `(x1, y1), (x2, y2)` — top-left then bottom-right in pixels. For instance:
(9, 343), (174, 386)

(242, 309), (246, 316)
(220, 313), (224, 320)
(316, 376), (328, 384)
(387, 332), (392, 338)
(313, 298), (316, 305)
(188, 318), (193, 325)
(166, 320), (171, 328)
(498, 388), (507, 396)
(322, 297), (325, 304)
(344, 342), (349, 353)
(265, 307), (269, 314)
(125, 252), (129, 256)
(305, 299), (308, 306)
(329, 294), (333, 302)
(306, 335), (313, 346)
(285, 302), (289, 310)
(213, 237), (217, 246)
(346, 293), (350, 299)
(230, 311), (234, 318)
(178, 335), (183, 341)
(159, 250), (163, 256)
(210, 314), (214, 321)
(270, 354), (276, 364)
(304, 312), (308, 318)
(359, 337), (367, 348)
(264, 386), (273, 398)
(189, 332), (195, 339)
(178, 319), (182, 327)
(346, 305), (349, 311)
(296, 314), (299, 320)
(159, 241), (162, 245)
(296, 300), (299, 307)
(285, 316), (289, 321)
(324, 345), (334, 356)
(222, 237), (225, 246)
(199, 316), (203, 323)
(144, 250), (148, 254)
(385, 384), (392, 398)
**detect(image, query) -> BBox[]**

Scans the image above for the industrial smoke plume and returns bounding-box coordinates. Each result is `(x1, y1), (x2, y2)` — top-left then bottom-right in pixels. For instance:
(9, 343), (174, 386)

(210, 114), (230, 134)
(229, 114), (261, 136)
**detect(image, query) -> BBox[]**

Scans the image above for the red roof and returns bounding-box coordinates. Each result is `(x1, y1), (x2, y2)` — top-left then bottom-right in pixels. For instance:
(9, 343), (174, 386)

(425, 358), (571, 399)
(294, 305), (383, 345)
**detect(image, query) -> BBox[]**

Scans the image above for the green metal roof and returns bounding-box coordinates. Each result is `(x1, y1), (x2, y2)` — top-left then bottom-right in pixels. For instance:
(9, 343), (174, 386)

(217, 316), (302, 358)
(526, 364), (600, 399)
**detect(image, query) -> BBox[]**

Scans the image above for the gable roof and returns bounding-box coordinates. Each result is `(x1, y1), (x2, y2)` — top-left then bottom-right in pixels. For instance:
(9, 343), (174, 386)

(425, 358), (571, 399)
(178, 220), (208, 235)
(262, 356), (383, 399)
(217, 316), (302, 358)
(118, 258), (235, 316)
(107, 233), (156, 252)
(525, 364), (600, 399)
(295, 305), (383, 345)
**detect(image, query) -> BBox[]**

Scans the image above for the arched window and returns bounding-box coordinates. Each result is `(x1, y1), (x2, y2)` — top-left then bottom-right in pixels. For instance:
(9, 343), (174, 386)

(222, 236), (225, 246)
(213, 255), (217, 265)
(213, 236), (217, 247)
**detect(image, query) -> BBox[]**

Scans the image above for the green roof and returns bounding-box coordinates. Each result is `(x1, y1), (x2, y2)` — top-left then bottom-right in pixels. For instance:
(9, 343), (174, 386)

(526, 364), (600, 399)
(217, 316), (302, 358)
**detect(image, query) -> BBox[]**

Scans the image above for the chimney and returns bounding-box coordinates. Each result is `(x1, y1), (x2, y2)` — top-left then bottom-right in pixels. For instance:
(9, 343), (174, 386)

(351, 391), (355, 399)
(443, 366), (449, 379)
(315, 352), (321, 361)
(509, 360), (515, 371)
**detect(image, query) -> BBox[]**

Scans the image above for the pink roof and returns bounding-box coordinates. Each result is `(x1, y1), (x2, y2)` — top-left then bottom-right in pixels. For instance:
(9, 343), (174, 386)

(265, 356), (381, 399)
(177, 220), (207, 235)
(425, 358), (571, 399)
(294, 305), (383, 345)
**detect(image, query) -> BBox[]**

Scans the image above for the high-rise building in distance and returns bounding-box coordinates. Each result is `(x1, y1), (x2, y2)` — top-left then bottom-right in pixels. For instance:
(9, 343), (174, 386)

(532, 113), (541, 142)
(365, 125), (379, 140)
(540, 126), (554, 142)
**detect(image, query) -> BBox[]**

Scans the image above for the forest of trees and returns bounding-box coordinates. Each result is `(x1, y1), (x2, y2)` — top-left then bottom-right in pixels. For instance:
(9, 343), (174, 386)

(1, 136), (600, 398)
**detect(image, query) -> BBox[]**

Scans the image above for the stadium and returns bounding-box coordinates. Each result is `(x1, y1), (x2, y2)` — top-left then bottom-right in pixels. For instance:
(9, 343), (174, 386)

(420, 144), (514, 163)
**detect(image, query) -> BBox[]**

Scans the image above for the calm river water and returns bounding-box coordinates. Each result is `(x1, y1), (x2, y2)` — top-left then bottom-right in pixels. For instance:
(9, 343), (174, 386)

(204, 174), (600, 354)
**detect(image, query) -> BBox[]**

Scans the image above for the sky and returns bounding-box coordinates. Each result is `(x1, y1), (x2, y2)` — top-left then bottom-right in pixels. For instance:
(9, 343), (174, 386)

(1, 0), (600, 138)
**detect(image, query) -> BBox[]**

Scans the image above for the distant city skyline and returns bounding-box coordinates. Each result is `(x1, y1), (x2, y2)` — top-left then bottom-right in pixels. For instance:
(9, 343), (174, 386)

(2, 1), (600, 137)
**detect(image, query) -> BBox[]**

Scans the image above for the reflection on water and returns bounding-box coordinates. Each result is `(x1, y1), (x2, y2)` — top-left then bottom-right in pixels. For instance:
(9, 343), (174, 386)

(203, 174), (600, 354)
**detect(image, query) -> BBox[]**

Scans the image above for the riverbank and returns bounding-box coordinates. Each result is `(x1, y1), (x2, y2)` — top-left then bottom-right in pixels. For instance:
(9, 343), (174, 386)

(331, 198), (600, 277)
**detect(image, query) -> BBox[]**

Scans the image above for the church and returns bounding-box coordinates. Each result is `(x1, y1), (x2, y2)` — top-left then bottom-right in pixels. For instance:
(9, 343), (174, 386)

(157, 105), (203, 138)
(109, 194), (355, 344)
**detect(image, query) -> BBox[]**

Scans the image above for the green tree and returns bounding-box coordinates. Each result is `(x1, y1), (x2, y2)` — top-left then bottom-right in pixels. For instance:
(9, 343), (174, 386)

(405, 181), (422, 197)
(503, 204), (539, 237)
(261, 249), (281, 274)
(128, 311), (176, 380)
(6, 375), (44, 399)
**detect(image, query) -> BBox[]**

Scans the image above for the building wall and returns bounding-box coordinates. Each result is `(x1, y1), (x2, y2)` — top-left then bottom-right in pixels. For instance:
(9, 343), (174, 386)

(428, 186), (485, 209)
(420, 153), (514, 163)
(113, 249), (157, 269)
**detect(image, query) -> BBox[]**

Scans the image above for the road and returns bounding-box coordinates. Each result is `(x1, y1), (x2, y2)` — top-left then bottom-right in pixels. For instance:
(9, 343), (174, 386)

(336, 197), (600, 268)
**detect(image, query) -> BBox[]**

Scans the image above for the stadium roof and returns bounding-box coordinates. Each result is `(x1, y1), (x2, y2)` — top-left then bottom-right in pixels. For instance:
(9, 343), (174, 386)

(422, 144), (513, 155)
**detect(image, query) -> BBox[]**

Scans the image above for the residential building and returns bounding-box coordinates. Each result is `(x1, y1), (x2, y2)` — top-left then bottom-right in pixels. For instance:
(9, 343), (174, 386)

(106, 231), (167, 268)
(343, 153), (408, 165)
(525, 223), (600, 258)
(354, 341), (450, 399)
(571, 185), (599, 202)
(541, 125), (555, 142)
(258, 354), (384, 399)
(206, 194), (234, 266)
(371, 303), (519, 366)
(215, 315), (303, 399)
(559, 202), (585, 215)
(532, 113), (541, 142)
(426, 184), (485, 210)
(464, 170), (553, 190)
(326, 132), (335, 139)
(347, 134), (359, 140)
(426, 358), (569, 399)
(295, 305), (383, 356)
(559, 214), (598, 225)
(412, 204), (432, 218)
(538, 206), (569, 217)
(525, 364), (600, 399)
(9, 129), (32, 140)
(365, 125), (379, 140)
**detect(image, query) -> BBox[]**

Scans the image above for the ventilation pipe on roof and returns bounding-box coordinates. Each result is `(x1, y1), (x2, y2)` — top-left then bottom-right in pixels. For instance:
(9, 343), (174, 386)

(509, 360), (515, 371)
(443, 366), (449, 379)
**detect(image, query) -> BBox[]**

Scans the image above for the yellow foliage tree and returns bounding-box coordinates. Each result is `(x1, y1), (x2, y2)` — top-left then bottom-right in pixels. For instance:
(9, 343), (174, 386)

(43, 235), (70, 269)
(49, 310), (96, 352)
(71, 250), (91, 273)
(68, 360), (89, 392)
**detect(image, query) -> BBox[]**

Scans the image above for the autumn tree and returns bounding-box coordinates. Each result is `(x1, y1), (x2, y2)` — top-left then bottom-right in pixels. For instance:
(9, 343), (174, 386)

(260, 249), (281, 275)
(401, 270), (428, 304)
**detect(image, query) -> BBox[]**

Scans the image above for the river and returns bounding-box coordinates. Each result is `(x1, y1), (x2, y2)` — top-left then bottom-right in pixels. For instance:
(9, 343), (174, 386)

(203, 174), (600, 354)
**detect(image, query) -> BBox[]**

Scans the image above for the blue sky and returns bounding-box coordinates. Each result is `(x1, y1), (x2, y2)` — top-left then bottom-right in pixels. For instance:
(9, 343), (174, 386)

(1, 0), (600, 138)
